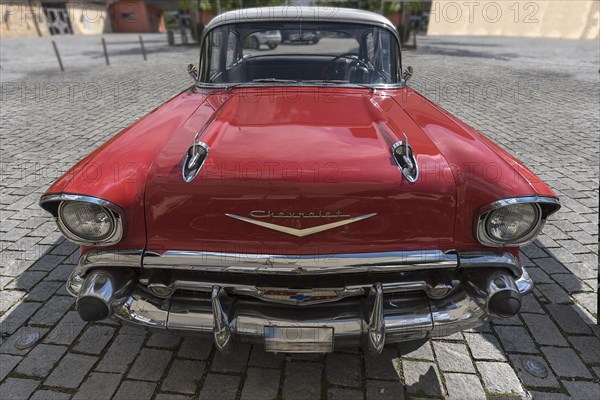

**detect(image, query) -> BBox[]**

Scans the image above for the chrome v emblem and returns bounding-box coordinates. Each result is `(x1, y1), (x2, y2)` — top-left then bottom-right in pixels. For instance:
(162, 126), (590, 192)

(225, 213), (377, 237)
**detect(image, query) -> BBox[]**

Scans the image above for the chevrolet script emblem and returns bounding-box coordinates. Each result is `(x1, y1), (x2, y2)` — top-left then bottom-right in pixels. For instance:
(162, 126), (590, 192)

(225, 212), (377, 237)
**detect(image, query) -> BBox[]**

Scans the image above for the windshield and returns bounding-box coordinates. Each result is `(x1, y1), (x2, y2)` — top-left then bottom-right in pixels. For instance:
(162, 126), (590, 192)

(200, 22), (400, 85)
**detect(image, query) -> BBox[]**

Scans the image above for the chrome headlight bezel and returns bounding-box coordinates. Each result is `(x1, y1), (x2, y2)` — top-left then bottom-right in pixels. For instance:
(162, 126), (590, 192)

(40, 194), (125, 246)
(475, 196), (560, 247)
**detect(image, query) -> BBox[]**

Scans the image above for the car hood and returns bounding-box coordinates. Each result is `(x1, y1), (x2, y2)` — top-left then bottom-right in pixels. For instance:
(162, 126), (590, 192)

(144, 88), (457, 254)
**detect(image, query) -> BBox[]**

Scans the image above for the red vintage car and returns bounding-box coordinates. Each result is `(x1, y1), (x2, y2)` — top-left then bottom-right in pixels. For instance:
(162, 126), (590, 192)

(40, 7), (560, 354)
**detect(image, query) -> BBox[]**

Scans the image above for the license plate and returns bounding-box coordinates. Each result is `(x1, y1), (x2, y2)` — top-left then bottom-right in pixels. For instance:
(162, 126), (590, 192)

(264, 326), (334, 353)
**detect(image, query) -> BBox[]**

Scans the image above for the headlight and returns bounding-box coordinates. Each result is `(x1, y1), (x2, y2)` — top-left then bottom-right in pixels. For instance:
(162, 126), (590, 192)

(477, 202), (543, 246)
(58, 201), (117, 243)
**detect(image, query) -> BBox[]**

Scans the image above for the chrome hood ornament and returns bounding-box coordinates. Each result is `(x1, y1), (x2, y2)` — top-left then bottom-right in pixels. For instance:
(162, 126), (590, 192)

(182, 133), (210, 183)
(226, 212), (377, 237)
(391, 133), (418, 183)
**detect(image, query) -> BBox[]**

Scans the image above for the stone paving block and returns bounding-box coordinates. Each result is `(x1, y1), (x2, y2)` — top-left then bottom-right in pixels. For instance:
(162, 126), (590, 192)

(365, 346), (401, 380)
(444, 373), (486, 399)
(464, 332), (507, 361)
(240, 367), (281, 400)
(508, 354), (560, 388)
(366, 379), (404, 400)
(562, 380), (600, 400)
(73, 324), (116, 354)
(177, 336), (213, 361)
(72, 372), (122, 400)
(400, 340), (434, 361)
(536, 284), (573, 304)
(29, 254), (66, 271)
(552, 274), (590, 293)
(95, 331), (145, 373)
(113, 380), (157, 400)
(0, 377), (40, 400)
(328, 388), (363, 400)
(44, 310), (87, 345)
(30, 390), (72, 400)
(477, 361), (525, 396)
(147, 331), (182, 349)
(326, 353), (362, 387)
(282, 362), (323, 400)
(0, 301), (41, 334)
(15, 343), (67, 377)
(248, 344), (284, 369)
(198, 374), (241, 400)
(5, 271), (46, 290)
(568, 335), (600, 364)
(0, 289), (24, 313)
(546, 304), (592, 335)
(127, 348), (172, 381)
(402, 360), (443, 397)
(522, 314), (569, 347)
(211, 343), (251, 373)
(44, 264), (76, 282)
(24, 281), (62, 302)
(28, 295), (74, 326)
(161, 359), (205, 394)
(529, 390), (570, 400)
(433, 341), (476, 373)
(541, 347), (592, 378)
(155, 394), (194, 400)
(44, 353), (97, 389)
(533, 258), (569, 274)
(494, 325), (538, 353)
(0, 326), (49, 356)
(520, 294), (546, 314)
(0, 353), (21, 381)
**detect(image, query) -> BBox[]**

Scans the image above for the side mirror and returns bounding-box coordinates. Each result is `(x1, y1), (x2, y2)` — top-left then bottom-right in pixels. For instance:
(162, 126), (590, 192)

(402, 66), (413, 83)
(187, 64), (198, 82)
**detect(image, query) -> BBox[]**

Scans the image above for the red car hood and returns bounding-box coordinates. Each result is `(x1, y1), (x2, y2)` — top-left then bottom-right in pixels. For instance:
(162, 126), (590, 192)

(144, 88), (456, 254)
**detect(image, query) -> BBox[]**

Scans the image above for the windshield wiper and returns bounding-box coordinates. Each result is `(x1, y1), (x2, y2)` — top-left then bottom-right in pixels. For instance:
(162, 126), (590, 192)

(302, 80), (375, 92)
(252, 78), (300, 83)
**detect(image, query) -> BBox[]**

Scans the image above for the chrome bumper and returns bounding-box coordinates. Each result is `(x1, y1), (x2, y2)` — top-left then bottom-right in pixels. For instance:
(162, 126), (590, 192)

(67, 268), (533, 353)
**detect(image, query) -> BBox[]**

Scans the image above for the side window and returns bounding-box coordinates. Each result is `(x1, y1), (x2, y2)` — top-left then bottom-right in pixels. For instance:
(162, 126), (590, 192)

(226, 31), (238, 67)
(365, 32), (375, 62)
(206, 29), (223, 79)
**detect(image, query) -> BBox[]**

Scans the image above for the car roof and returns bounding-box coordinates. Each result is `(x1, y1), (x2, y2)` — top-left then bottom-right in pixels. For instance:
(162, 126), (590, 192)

(204, 7), (397, 32)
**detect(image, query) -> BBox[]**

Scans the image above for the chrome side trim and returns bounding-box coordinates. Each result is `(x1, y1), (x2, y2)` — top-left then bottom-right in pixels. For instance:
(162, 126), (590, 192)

(457, 251), (522, 276)
(143, 250), (458, 274)
(39, 193), (126, 246)
(76, 249), (144, 275)
(474, 196), (560, 247)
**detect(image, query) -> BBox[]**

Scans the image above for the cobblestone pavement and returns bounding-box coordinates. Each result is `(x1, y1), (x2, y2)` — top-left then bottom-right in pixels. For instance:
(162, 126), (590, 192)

(1, 34), (598, 399)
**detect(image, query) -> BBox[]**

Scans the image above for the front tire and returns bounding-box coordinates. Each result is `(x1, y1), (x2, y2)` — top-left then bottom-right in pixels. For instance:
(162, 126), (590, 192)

(252, 36), (260, 50)
(267, 43), (278, 50)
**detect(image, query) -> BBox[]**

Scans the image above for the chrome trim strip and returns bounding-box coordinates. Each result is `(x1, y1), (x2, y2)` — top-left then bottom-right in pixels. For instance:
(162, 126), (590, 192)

(474, 196), (560, 247)
(143, 249), (458, 274)
(225, 213), (377, 237)
(39, 193), (126, 246)
(77, 249), (143, 275)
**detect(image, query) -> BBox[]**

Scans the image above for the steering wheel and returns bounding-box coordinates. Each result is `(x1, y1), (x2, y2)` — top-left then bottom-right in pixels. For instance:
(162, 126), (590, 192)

(321, 53), (372, 80)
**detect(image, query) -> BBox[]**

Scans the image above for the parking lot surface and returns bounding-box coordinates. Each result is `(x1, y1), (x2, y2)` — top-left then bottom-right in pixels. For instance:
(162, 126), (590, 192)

(0, 33), (598, 399)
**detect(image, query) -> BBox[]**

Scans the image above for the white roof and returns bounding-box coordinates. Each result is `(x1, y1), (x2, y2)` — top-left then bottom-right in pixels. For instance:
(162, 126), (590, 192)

(205, 7), (396, 31)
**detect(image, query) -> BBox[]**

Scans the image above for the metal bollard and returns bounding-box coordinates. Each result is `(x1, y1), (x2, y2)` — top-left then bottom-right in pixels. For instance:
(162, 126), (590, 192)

(52, 41), (64, 72)
(139, 35), (147, 60)
(101, 37), (109, 66)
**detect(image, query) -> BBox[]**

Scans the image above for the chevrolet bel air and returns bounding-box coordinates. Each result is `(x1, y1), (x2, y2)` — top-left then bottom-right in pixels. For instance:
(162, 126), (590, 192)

(40, 7), (560, 354)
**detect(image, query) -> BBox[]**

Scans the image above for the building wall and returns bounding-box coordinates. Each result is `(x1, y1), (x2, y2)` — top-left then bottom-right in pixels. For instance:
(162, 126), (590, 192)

(109, 0), (153, 33)
(427, 0), (599, 40)
(0, 1), (49, 39)
(70, 2), (112, 35)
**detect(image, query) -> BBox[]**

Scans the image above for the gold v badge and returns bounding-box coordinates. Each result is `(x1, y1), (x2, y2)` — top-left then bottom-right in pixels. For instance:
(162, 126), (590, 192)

(225, 213), (377, 237)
